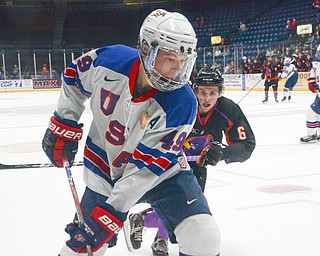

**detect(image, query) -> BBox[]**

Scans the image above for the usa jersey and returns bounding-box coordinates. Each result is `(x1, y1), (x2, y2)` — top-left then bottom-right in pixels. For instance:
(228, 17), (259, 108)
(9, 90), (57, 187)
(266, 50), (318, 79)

(56, 45), (197, 212)
(310, 58), (320, 114)
(281, 63), (297, 79)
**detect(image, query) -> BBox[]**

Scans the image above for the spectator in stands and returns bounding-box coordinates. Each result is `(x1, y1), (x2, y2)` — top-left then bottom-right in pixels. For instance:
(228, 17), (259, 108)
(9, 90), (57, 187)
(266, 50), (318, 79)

(292, 48), (300, 59)
(313, 0), (320, 9)
(12, 64), (19, 79)
(239, 21), (248, 33)
(257, 51), (266, 67)
(265, 47), (272, 58)
(306, 54), (313, 71)
(42, 64), (49, 78)
(229, 61), (235, 73)
(312, 0), (320, 24)
(252, 59), (262, 73)
(195, 16), (205, 28)
(315, 25), (320, 38)
(275, 57), (283, 72)
(270, 48), (276, 58)
(211, 62), (222, 71)
(0, 66), (5, 80)
(285, 19), (292, 39)
(51, 68), (58, 78)
(214, 47), (221, 57)
(276, 48), (283, 58)
(243, 58), (253, 74)
(203, 63), (211, 72)
(296, 53), (305, 72)
(299, 34), (308, 47)
(290, 18), (298, 37)
(224, 63), (232, 74)
(284, 47), (293, 57)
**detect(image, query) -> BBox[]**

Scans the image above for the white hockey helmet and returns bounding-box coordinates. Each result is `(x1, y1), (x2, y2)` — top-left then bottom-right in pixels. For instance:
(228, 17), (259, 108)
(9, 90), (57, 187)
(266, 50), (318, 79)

(284, 57), (291, 64)
(317, 44), (320, 53)
(138, 9), (197, 92)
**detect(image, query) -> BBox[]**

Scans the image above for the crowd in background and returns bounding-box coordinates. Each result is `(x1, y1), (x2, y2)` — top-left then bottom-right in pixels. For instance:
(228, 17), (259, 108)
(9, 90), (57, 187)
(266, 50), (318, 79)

(2, 1), (320, 80)
(241, 46), (314, 74)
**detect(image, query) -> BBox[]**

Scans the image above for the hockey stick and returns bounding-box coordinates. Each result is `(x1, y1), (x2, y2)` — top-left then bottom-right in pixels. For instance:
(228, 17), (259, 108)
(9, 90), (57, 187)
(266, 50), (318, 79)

(186, 155), (200, 161)
(0, 161), (83, 170)
(0, 157), (197, 170)
(63, 159), (94, 256)
(237, 79), (262, 104)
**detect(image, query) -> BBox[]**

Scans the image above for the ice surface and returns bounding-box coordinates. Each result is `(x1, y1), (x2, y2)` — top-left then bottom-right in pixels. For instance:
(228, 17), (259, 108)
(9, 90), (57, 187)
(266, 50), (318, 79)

(0, 90), (319, 256)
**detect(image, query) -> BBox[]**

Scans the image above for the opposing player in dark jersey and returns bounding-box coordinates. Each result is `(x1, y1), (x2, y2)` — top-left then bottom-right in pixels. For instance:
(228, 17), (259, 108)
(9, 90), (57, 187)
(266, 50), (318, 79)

(261, 56), (280, 103)
(127, 68), (256, 256)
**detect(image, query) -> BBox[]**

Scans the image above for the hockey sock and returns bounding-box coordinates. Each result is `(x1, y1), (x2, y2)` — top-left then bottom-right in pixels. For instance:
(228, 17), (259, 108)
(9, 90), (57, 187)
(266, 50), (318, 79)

(274, 90), (278, 98)
(144, 211), (169, 239)
(264, 91), (268, 99)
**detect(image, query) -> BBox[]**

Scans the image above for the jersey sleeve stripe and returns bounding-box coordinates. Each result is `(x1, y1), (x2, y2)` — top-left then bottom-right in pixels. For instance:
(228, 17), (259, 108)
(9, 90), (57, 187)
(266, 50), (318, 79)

(85, 137), (109, 164)
(63, 63), (92, 97)
(132, 159), (167, 176)
(131, 143), (177, 175)
(84, 145), (111, 177)
(83, 157), (114, 185)
(133, 149), (171, 170)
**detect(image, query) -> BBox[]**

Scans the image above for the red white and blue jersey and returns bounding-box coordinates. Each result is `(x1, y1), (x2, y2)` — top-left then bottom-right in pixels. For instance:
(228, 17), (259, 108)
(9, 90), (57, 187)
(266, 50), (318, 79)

(56, 44), (197, 212)
(309, 58), (320, 114)
(281, 63), (297, 79)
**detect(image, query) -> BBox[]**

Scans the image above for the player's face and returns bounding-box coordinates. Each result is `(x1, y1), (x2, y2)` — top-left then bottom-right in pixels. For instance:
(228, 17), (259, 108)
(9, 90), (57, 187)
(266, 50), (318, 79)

(153, 48), (188, 80)
(196, 86), (220, 114)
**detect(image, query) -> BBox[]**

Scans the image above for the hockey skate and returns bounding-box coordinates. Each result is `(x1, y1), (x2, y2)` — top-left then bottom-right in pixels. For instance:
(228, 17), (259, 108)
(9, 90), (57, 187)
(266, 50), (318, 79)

(125, 208), (153, 250)
(262, 98), (268, 103)
(151, 234), (169, 256)
(300, 134), (320, 143)
(275, 97), (279, 103)
(281, 96), (286, 102)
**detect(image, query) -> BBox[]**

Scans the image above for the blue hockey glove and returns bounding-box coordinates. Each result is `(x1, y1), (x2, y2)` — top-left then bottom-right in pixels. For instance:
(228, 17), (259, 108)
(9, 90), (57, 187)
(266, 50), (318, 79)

(198, 141), (227, 167)
(42, 112), (83, 167)
(66, 202), (127, 253)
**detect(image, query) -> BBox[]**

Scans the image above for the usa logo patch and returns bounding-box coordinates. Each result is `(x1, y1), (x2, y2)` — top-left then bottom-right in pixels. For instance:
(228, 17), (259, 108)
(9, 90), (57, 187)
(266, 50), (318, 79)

(140, 109), (150, 129)
(177, 156), (187, 169)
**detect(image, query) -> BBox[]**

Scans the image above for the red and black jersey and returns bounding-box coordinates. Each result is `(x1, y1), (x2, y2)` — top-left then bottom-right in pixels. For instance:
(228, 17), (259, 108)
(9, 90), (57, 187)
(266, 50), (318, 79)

(262, 61), (279, 81)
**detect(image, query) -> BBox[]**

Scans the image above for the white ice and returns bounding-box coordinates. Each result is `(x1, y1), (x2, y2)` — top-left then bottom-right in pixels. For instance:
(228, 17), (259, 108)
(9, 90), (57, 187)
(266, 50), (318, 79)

(0, 90), (319, 256)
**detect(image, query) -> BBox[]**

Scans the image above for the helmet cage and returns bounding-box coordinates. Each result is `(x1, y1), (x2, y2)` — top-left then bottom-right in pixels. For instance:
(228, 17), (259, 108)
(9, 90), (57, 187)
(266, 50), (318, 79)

(142, 42), (197, 92)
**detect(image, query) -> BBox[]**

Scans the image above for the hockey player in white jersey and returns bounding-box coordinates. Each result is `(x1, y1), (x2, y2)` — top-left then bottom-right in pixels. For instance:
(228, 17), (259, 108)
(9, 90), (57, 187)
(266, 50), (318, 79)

(280, 57), (298, 102)
(300, 45), (320, 143)
(42, 9), (221, 256)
